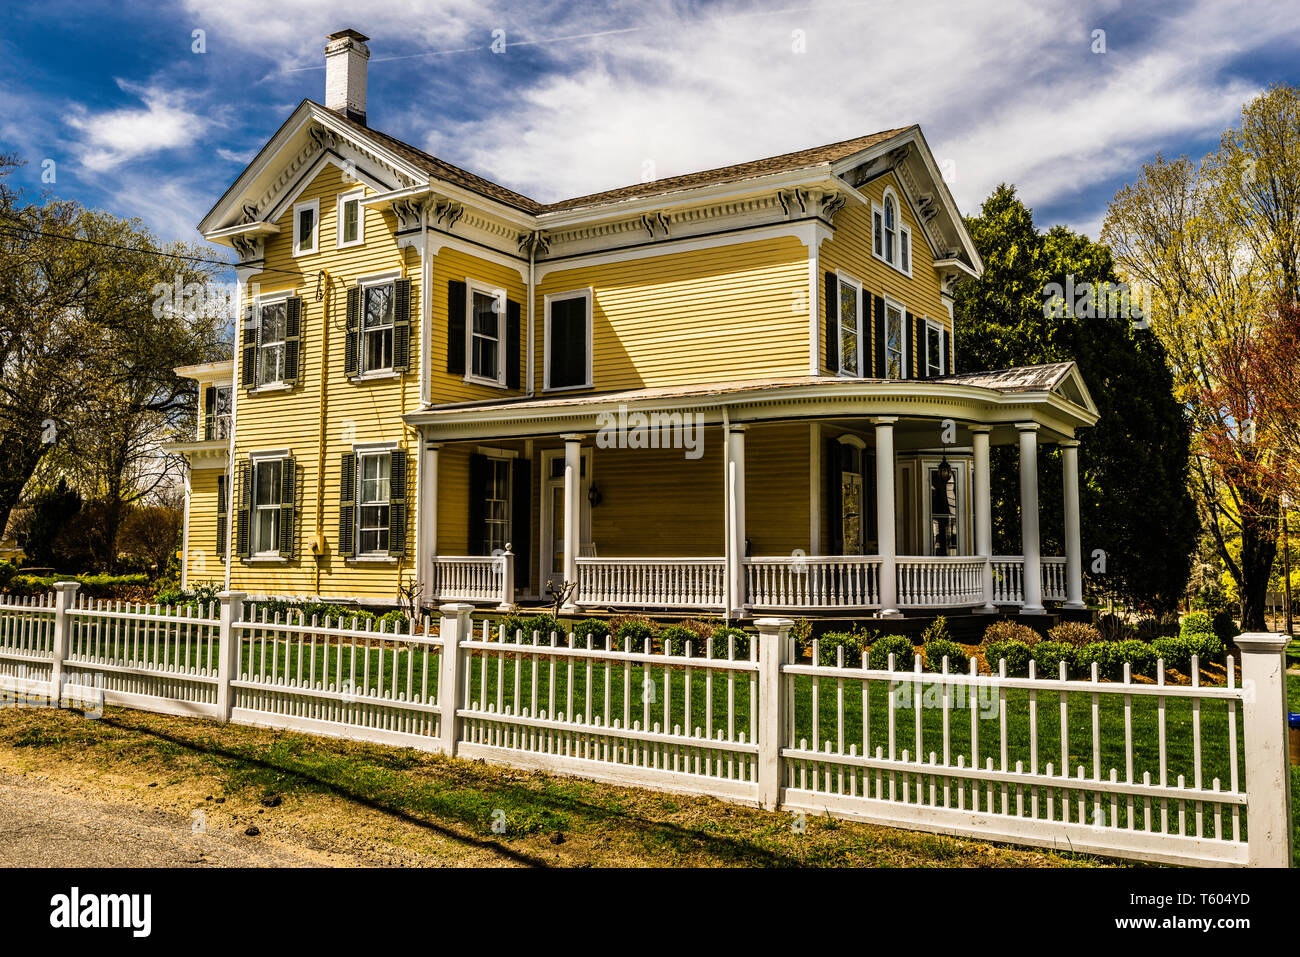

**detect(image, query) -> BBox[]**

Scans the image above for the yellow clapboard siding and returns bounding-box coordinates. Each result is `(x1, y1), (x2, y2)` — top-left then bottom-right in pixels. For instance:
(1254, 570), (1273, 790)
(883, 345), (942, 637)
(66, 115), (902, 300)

(534, 236), (809, 393)
(184, 469), (226, 586)
(818, 171), (951, 375)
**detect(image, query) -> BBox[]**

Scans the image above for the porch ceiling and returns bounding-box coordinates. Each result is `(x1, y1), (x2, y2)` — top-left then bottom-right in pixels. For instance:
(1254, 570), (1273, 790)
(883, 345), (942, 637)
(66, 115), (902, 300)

(404, 363), (1099, 446)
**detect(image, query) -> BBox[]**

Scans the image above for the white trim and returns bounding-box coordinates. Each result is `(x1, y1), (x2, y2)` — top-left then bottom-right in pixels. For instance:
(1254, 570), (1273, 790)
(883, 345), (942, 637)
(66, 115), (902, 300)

(336, 188), (365, 248)
(542, 287), (594, 392)
(833, 271), (865, 378)
(539, 447), (592, 588)
(248, 450), (290, 558)
(250, 289), (293, 390)
(354, 446), (396, 558)
(872, 187), (911, 276)
(292, 198), (319, 257)
(464, 279), (508, 388)
(881, 295), (907, 381)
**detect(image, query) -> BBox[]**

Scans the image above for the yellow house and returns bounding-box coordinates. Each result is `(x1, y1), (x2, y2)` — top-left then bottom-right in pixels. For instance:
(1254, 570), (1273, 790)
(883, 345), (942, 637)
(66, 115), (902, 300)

(173, 28), (1099, 622)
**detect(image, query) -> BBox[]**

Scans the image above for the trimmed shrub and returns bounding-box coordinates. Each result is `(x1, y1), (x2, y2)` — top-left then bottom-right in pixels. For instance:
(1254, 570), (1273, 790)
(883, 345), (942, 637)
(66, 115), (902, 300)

(659, 625), (702, 656)
(923, 637), (969, 673)
(614, 618), (656, 650)
(1179, 611), (1215, 640)
(1049, 620), (1104, 648)
(1152, 636), (1192, 673)
(981, 619), (1041, 646)
(1095, 613), (1133, 643)
(1113, 639), (1157, 678)
(1074, 641), (1119, 679)
(1185, 633), (1226, 666)
(710, 626), (751, 659)
(983, 639), (1032, 677)
(811, 629), (872, 667)
(868, 634), (917, 671)
(1030, 640), (1074, 677)
(572, 618), (608, 645)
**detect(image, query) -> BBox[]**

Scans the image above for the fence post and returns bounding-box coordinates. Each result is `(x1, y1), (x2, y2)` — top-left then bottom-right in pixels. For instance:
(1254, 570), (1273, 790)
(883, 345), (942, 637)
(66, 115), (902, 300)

(498, 546), (515, 611)
(756, 616), (793, 810)
(439, 603), (473, 756)
(49, 582), (80, 707)
(1235, 632), (1293, 867)
(216, 591), (245, 723)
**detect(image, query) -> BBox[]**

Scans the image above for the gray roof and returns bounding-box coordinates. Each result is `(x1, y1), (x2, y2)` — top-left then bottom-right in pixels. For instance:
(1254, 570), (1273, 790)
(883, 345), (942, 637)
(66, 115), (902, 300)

(928, 362), (1078, 392)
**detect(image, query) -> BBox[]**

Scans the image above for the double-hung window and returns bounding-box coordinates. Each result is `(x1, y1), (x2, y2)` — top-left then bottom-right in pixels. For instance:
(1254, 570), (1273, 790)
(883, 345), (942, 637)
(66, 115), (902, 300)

(545, 289), (592, 390)
(884, 299), (906, 380)
(337, 190), (363, 247)
(293, 199), (318, 256)
(258, 300), (287, 386)
(873, 189), (912, 275)
(924, 319), (945, 377)
(252, 458), (282, 555)
(469, 286), (504, 384)
(837, 275), (863, 376)
(204, 385), (232, 440)
(483, 457), (511, 554)
(361, 281), (394, 373)
(356, 452), (391, 556)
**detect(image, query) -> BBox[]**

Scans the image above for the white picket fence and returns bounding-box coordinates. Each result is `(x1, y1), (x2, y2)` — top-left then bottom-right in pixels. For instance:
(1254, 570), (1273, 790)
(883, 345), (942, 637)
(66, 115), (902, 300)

(0, 583), (1292, 868)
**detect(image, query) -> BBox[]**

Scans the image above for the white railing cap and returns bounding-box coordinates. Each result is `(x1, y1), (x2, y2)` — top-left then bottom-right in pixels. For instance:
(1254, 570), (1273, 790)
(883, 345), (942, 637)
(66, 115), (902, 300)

(1233, 632), (1290, 652)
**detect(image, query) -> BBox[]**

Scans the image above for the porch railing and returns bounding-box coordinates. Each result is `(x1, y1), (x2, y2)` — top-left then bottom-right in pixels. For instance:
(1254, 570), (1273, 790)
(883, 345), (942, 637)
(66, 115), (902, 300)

(745, 556), (882, 610)
(991, 556), (1069, 606)
(430, 555), (512, 607)
(896, 557), (986, 608)
(575, 557), (726, 609)
(1042, 557), (1068, 602)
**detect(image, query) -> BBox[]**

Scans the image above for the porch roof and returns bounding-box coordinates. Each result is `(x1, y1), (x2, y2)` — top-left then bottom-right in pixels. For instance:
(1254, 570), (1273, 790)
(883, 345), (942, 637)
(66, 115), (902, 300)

(404, 362), (1100, 444)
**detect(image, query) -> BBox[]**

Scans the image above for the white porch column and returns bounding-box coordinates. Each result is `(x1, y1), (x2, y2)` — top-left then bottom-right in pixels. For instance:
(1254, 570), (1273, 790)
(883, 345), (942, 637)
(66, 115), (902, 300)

(1017, 423), (1045, 615)
(561, 433), (582, 612)
(971, 427), (996, 614)
(727, 424), (747, 617)
(418, 441), (440, 606)
(874, 417), (901, 618)
(1061, 439), (1086, 610)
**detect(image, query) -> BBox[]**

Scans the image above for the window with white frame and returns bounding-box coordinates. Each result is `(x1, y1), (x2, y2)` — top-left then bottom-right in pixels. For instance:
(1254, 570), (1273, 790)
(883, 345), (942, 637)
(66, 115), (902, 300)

(356, 451), (391, 555)
(204, 385), (232, 440)
(293, 199), (318, 255)
(837, 274), (862, 376)
(884, 299), (906, 379)
(545, 289), (592, 390)
(257, 300), (287, 386)
(251, 458), (282, 555)
(469, 286), (504, 384)
(337, 190), (363, 247)
(924, 319), (945, 377)
(361, 280), (394, 373)
(873, 189), (911, 275)
(483, 456), (511, 554)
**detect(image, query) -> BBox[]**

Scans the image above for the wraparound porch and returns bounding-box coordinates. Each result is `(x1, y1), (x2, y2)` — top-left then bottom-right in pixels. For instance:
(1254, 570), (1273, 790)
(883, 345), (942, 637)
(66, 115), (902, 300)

(405, 367), (1098, 618)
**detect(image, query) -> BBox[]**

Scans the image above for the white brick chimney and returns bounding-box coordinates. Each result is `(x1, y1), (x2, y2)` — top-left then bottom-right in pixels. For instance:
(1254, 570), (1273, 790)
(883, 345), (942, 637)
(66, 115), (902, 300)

(324, 29), (370, 126)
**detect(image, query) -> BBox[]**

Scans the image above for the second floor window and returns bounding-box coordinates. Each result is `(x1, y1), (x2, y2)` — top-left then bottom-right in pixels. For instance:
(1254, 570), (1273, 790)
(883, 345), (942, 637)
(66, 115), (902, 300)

(258, 301), (287, 386)
(874, 190), (912, 275)
(925, 320), (945, 377)
(337, 191), (363, 247)
(838, 277), (861, 376)
(884, 300), (905, 379)
(470, 288), (503, 383)
(204, 385), (232, 440)
(545, 290), (592, 389)
(362, 282), (394, 373)
(293, 199), (318, 255)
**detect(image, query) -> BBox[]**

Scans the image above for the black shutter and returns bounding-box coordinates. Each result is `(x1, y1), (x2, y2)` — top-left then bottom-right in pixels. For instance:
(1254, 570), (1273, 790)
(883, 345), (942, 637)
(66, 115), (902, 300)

(873, 295), (886, 378)
(824, 272), (839, 373)
(447, 280), (467, 374)
(467, 453), (487, 555)
(344, 285), (360, 377)
(235, 459), (252, 559)
(204, 387), (216, 440)
(240, 303), (257, 389)
(277, 457), (297, 558)
(945, 329), (954, 374)
(283, 296), (302, 386)
(905, 311), (916, 379)
(216, 473), (228, 557)
(338, 452), (356, 558)
(825, 439), (842, 554)
(864, 450), (878, 548)
(506, 298), (521, 390)
(393, 278), (412, 373)
(511, 458), (531, 589)
(388, 450), (408, 557)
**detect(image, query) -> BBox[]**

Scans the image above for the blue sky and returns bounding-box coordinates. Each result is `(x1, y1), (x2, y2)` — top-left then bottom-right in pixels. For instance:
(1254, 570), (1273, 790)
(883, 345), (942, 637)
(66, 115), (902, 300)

(1, 0), (1293, 254)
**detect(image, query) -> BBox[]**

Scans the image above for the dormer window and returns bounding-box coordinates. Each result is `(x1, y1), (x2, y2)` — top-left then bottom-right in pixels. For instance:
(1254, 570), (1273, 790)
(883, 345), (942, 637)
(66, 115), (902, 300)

(873, 188), (912, 276)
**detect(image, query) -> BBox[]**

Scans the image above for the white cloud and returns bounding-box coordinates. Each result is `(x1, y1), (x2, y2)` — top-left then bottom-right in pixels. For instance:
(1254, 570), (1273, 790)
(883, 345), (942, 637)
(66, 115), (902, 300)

(66, 80), (206, 171)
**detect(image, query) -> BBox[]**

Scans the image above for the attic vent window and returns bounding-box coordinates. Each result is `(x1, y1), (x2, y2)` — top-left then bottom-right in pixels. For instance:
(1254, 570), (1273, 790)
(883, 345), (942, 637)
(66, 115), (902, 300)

(293, 199), (319, 256)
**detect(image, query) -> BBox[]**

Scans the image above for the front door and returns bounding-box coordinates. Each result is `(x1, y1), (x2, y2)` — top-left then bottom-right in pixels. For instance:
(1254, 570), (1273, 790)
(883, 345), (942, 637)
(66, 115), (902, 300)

(540, 448), (592, 590)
